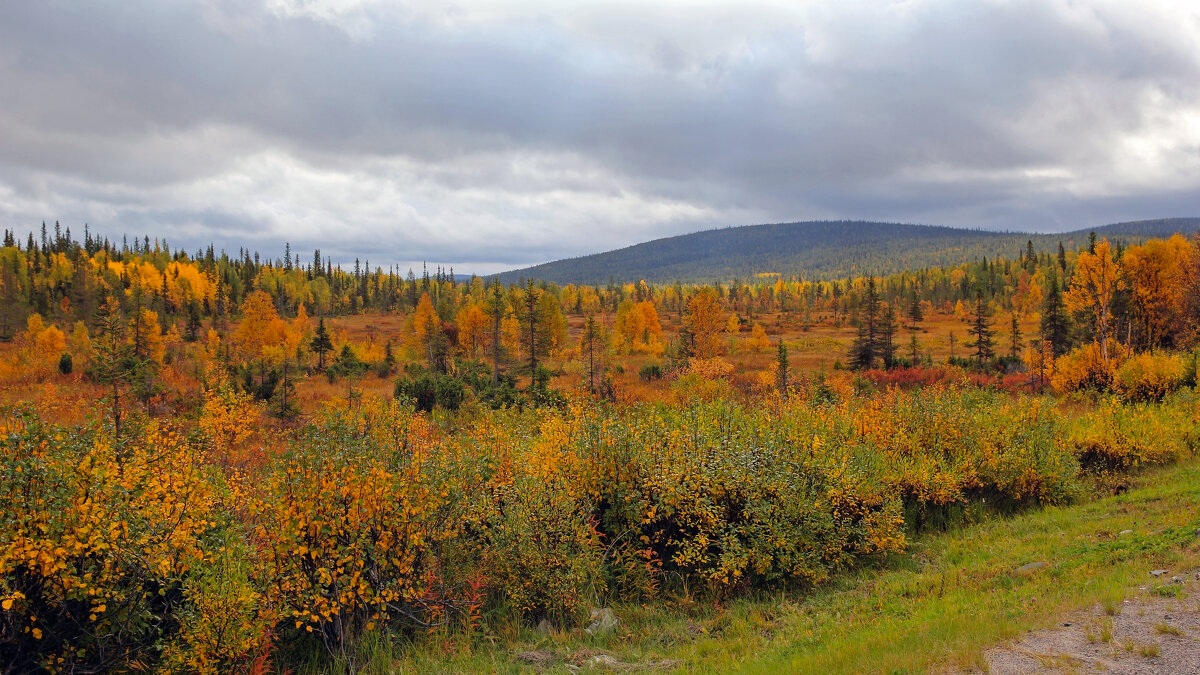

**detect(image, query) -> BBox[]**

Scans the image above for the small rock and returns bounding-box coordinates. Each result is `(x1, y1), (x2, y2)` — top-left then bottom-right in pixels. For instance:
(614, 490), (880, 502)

(1062, 622), (1072, 627)
(1016, 561), (1047, 574)
(585, 654), (623, 669)
(1171, 576), (1184, 584)
(517, 649), (558, 666)
(1150, 569), (1169, 578)
(536, 618), (554, 635)
(585, 607), (619, 636)
(1119, 529), (1134, 536)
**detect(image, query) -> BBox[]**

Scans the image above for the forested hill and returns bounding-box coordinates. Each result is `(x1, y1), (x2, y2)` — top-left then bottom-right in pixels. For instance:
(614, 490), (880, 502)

(497, 218), (1200, 285)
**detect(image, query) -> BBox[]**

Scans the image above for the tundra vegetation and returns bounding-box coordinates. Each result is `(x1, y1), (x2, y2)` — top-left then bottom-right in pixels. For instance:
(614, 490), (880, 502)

(0, 225), (1198, 672)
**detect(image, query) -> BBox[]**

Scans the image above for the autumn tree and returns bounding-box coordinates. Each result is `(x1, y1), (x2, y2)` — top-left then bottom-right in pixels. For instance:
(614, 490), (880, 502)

(614, 299), (664, 354)
(1181, 234), (1200, 347)
(1064, 239), (1123, 363)
(456, 302), (489, 358)
(747, 323), (771, 353)
(684, 287), (725, 360)
(1122, 235), (1190, 348)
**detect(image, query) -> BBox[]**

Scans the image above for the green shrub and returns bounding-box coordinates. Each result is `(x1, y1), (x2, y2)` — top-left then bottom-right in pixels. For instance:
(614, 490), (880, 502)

(394, 372), (465, 412)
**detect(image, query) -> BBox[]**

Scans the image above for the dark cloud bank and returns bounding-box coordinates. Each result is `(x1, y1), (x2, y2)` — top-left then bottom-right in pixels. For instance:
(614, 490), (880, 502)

(1, 1), (1198, 273)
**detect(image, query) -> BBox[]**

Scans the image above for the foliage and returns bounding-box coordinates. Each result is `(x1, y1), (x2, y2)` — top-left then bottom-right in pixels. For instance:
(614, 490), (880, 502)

(1051, 342), (1124, 394)
(394, 372), (466, 412)
(1111, 351), (1190, 402)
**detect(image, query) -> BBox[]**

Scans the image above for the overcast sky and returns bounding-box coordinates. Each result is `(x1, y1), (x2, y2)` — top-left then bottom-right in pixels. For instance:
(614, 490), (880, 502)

(2, 1), (1199, 274)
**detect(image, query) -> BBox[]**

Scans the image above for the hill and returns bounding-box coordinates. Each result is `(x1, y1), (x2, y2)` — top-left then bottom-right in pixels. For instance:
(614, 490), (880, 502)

(496, 217), (1200, 285)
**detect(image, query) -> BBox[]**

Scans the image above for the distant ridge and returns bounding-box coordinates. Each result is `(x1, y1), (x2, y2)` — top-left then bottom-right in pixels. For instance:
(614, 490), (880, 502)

(496, 218), (1200, 285)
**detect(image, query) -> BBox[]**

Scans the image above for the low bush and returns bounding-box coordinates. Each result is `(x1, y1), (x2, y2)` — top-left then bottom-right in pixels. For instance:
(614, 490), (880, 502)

(1112, 351), (1189, 402)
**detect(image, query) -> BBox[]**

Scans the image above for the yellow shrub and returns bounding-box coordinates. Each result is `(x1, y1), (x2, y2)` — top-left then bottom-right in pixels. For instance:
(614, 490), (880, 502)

(1051, 342), (1125, 393)
(1112, 351), (1189, 402)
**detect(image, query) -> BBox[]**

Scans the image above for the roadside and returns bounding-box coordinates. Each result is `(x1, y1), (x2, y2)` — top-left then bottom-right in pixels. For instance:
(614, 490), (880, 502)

(383, 462), (1200, 674)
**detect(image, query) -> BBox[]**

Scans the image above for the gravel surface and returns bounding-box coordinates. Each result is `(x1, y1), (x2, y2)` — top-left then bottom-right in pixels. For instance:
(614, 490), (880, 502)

(982, 570), (1200, 674)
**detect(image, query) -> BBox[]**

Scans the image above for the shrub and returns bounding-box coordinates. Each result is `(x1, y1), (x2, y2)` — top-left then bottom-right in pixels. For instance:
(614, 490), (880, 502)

(1051, 342), (1122, 393)
(394, 372), (465, 412)
(1113, 351), (1189, 402)
(57, 352), (72, 375)
(638, 364), (663, 381)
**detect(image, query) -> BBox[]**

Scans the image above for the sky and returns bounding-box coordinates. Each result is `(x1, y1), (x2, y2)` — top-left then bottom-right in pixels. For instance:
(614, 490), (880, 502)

(2, 0), (1200, 275)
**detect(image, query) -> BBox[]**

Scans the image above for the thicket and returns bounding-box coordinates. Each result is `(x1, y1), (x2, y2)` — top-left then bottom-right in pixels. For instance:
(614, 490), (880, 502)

(2, 382), (1196, 672)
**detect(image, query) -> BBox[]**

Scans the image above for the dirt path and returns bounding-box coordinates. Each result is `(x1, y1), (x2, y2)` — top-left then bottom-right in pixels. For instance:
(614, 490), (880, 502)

(981, 569), (1200, 674)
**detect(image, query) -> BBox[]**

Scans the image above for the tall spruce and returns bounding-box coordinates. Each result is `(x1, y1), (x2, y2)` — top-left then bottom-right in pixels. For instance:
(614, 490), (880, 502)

(848, 278), (881, 370)
(966, 290), (995, 369)
(485, 279), (506, 385)
(776, 340), (789, 396)
(878, 302), (897, 369)
(1039, 272), (1071, 357)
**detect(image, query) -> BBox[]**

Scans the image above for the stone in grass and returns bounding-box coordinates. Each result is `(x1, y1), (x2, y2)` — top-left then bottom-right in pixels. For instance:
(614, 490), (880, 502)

(585, 607), (620, 636)
(1150, 569), (1169, 578)
(1118, 529), (1134, 536)
(517, 649), (558, 666)
(584, 654), (623, 669)
(1016, 561), (1048, 575)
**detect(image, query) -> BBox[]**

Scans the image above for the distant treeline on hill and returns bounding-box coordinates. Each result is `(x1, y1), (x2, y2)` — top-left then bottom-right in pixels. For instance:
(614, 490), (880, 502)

(496, 218), (1200, 285)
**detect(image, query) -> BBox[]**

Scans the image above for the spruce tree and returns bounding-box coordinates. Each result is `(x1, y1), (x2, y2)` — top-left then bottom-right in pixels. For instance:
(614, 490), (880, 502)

(966, 290), (995, 369)
(847, 278), (881, 370)
(1039, 273), (1071, 357)
(1008, 313), (1022, 360)
(877, 302), (897, 369)
(310, 317), (334, 370)
(906, 290), (923, 328)
(776, 340), (789, 396)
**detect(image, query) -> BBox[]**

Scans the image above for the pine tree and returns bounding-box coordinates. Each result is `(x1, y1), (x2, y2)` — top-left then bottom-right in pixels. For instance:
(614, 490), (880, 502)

(1008, 312), (1021, 360)
(485, 280), (507, 385)
(776, 340), (789, 397)
(906, 290), (923, 328)
(90, 297), (138, 441)
(1040, 271), (1071, 358)
(523, 279), (541, 388)
(310, 317), (334, 370)
(966, 290), (995, 369)
(848, 278), (881, 370)
(877, 302), (897, 369)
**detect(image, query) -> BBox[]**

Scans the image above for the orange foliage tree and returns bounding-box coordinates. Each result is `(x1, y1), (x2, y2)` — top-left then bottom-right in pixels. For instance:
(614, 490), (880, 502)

(1064, 239), (1123, 363)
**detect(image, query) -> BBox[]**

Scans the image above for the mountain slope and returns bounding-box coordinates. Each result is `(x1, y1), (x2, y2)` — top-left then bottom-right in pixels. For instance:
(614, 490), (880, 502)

(496, 218), (1199, 285)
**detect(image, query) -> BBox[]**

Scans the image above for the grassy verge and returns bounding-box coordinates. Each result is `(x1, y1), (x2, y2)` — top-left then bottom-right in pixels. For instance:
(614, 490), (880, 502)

(365, 461), (1200, 674)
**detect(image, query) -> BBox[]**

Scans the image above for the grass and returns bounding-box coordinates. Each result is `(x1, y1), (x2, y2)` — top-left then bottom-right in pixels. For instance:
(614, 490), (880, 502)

(357, 460), (1200, 674)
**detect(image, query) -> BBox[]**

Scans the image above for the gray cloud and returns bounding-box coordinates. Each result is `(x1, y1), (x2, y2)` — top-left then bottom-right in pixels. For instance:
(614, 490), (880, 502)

(1, 0), (1199, 273)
